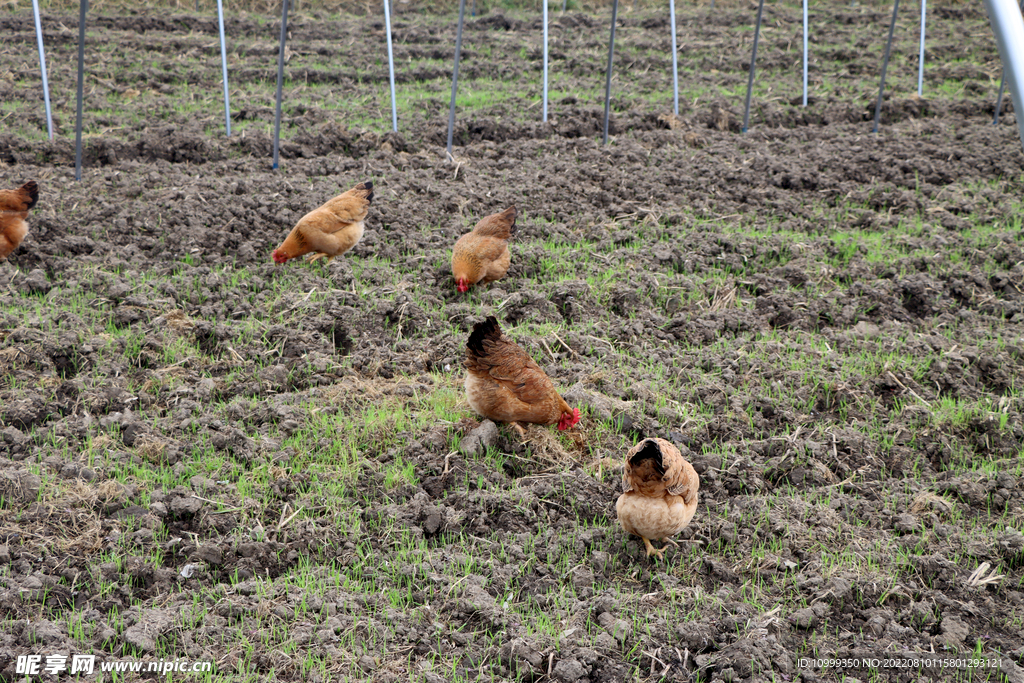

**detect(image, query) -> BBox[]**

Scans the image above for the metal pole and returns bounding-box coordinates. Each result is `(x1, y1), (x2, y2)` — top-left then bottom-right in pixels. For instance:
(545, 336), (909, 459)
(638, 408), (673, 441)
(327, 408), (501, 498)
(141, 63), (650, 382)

(272, 0), (290, 170)
(802, 0), (808, 106)
(873, 0), (901, 134)
(983, 0), (1024, 147)
(562, 0), (567, 11)
(741, 0), (766, 132)
(446, 0), (468, 155)
(917, 0), (926, 96)
(384, 0), (398, 131)
(995, 72), (1009, 124)
(992, 0), (1024, 124)
(602, 0), (619, 145)
(74, 0), (88, 182)
(543, 0), (549, 121)
(31, 0), (53, 139)
(472, 0), (476, 17)
(217, 0), (231, 136)
(670, 0), (679, 115)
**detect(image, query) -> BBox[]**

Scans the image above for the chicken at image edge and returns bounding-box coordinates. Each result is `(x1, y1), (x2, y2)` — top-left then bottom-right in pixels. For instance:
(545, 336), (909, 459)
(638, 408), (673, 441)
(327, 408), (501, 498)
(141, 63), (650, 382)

(0, 181), (39, 260)
(451, 205), (516, 293)
(272, 180), (374, 265)
(464, 316), (580, 431)
(616, 438), (699, 560)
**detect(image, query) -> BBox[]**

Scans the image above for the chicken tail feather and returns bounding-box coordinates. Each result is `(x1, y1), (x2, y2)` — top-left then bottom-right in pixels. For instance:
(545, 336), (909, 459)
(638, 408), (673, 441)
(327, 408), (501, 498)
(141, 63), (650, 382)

(467, 316), (502, 358)
(358, 180), (374, 203)
(21, 181), (39, 211)
(504, 205), (517, 236)
(628, 439), (666, 477)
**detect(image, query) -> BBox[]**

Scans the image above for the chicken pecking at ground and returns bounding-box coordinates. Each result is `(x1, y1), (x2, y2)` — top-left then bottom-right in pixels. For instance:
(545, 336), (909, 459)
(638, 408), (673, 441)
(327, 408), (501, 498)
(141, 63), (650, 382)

(272, 180), (374, 265)
(616, 438), (699, 560)
(464, 316), (580, 432)
(451, 205), (516, 293)
(0, 181), (39, 261)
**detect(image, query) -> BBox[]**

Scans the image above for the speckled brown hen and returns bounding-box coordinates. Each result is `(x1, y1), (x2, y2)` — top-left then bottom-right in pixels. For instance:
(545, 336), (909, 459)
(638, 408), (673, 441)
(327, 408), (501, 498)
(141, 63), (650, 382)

(451, 206), (516, 293)
(464, 316), (580, 431)
(0, 181), (38, 260)
(272, 180), (373, 265)
(616, 438), (699, 560)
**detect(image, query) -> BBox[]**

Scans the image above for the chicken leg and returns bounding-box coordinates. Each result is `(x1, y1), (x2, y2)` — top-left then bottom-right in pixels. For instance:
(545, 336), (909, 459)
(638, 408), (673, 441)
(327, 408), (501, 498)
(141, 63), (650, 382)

(642, 537), (667, 560)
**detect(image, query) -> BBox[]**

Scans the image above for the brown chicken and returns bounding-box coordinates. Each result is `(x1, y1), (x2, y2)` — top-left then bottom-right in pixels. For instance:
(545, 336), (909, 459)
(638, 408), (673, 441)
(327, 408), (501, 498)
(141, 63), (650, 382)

(0, 181), (39, 260)
(464, 316), (580, 430)
(451, 206), (516, 293)
(272, 180), (374, 265)
(616, 438), (699, 560)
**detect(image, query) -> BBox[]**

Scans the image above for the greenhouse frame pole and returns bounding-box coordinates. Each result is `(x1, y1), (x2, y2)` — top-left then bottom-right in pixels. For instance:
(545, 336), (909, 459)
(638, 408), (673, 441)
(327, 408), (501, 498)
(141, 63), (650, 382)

(384, 0), (398, 131)
(602, 0), (619, 145)
(272, 0), (290, 170)
(983, 0), (1024, 148)
(31, 0), (53, 139)
(446, 0), (468, 155)
(217, 0), (231, 136)
(872, 0), (901, 134)
(741, 0), (766, 132)
(802, 0), (808, 106)
(917, 0), (926, 95)
(670, 0), (679, 115)
(74, 0), (88, 181)
(992, 0), (1024, 125)
(543, 0), (549, 121)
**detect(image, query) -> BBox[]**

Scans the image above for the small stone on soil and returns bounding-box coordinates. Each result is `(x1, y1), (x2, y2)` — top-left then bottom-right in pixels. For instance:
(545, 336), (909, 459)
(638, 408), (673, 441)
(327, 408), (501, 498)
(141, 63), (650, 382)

(552, 658), (586, 682)
(459, 419), (498, 456)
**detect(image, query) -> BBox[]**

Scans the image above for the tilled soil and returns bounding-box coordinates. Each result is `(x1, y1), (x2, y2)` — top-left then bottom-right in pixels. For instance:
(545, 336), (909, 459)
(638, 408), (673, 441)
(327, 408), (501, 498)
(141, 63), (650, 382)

(1, 2), (1024, 682)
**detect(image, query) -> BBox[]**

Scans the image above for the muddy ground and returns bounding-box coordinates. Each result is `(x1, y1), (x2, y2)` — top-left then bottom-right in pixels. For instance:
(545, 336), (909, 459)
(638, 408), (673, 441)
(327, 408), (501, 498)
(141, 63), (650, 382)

(1, 1), (1024, 682)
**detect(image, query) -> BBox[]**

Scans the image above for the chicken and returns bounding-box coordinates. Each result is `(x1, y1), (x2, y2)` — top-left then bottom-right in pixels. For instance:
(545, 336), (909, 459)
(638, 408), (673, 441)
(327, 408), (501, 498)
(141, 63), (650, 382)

(464, 316), (580, 431)
(0, 181), (39, 260)
(616, 438), (699, 560)
(451, 206), (516, 293)
(272, 180), (374, 265)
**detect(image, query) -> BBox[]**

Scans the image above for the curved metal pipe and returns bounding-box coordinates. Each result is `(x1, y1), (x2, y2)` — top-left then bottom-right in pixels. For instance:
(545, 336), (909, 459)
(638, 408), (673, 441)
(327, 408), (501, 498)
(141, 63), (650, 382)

(987, 0), (1024, 137)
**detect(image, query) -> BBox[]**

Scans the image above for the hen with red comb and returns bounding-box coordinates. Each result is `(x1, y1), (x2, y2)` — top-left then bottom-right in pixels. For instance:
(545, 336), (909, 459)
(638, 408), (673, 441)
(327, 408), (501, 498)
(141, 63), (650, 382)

(464, 316), (580, 431)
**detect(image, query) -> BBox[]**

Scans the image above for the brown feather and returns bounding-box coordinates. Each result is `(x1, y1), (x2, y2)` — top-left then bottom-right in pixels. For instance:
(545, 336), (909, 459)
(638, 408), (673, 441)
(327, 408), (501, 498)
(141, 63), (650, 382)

(616, 438), (700, 558)
(464, 316), (573, 426)
(451, 206), (516, 289)
(273, 181), (373, 264)
(0, 181), (38, 260)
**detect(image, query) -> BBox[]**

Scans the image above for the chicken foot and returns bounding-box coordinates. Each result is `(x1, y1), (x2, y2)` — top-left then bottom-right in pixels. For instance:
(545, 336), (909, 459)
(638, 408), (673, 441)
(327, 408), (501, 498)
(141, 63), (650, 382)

(642, 536), (682, 561)
(641, 537), (668, 561)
